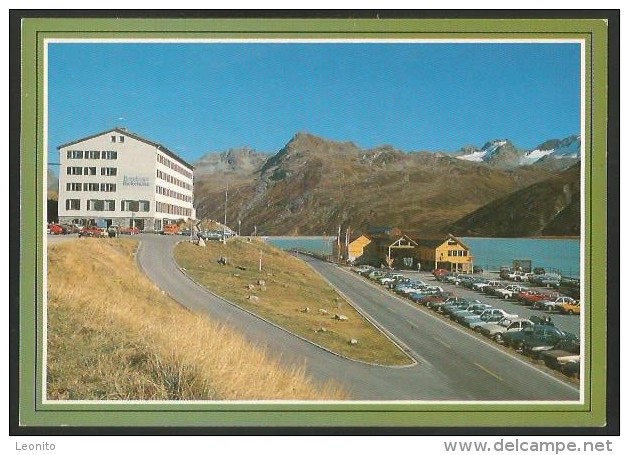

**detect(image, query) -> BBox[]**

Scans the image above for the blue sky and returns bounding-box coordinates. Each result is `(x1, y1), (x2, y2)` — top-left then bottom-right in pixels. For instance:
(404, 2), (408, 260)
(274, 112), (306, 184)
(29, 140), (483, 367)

(48, 41), (581, 165)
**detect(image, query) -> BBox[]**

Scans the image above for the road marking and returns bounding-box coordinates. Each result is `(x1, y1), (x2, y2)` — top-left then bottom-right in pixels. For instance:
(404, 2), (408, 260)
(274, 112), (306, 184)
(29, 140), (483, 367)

(474, 362), (503, 381)
(432, 336), (452, 349)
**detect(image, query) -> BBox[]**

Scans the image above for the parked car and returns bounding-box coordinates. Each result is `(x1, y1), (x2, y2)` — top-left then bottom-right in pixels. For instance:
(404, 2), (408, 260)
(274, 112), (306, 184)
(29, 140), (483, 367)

(499, 266), (513, 279)
(394, 282), (427, 295)
(539, 338), (580, 370)
(480, 317), (535, 343)
(533, 296), (576, 312)
(504, 324), (575, 354)
(494, 284), (528, 300)
(78, 226), (107, 238)
(482, 280), (506, 295)
(416, 293), (451, 307)
(530, 273), (562, 288)
(467, 313), (509, 331)
(119, 226), (140, 235)
(471, 279), (491, 291)
(456, 307), (518, 327)
(559, 300), (581, 315)
(353, 265), (374, 274)
(518, 291), (559, 307)
(47, 223), (66, 235)
(435, 297), (474, 314)
(472, 265), (484, 274)
(522, 329), (578, 359)
(449, 303), (493, 321)
(432, 269), (451, 281)
(441, 300), (476, 318)
(514, 272), (534, 282)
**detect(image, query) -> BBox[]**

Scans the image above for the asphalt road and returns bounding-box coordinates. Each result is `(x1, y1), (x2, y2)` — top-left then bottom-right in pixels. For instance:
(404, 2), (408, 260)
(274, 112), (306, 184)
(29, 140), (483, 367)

(135, 234), (579, 401)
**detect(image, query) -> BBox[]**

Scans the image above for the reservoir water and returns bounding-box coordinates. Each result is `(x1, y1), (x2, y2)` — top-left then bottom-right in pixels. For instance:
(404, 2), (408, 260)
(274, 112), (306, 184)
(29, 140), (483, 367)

(264, 236), (581, 278)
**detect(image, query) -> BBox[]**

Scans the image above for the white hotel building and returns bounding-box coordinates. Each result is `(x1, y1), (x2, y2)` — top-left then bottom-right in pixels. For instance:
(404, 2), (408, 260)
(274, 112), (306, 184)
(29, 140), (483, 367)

(57, 127), (195, 231)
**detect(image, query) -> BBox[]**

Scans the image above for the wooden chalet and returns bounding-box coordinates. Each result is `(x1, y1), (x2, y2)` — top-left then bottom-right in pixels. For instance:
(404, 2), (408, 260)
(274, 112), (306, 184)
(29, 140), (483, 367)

(415, 234), (474, 273)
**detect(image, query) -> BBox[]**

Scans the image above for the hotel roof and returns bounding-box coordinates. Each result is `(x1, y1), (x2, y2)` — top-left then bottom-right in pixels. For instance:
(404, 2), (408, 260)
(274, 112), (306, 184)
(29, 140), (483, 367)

(57, 127), (195, 170)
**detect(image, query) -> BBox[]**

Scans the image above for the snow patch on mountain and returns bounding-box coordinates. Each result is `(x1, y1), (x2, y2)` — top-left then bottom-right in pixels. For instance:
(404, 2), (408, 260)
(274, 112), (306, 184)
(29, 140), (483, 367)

(520, 148), (555, 165)
(457, 150), (488, 162)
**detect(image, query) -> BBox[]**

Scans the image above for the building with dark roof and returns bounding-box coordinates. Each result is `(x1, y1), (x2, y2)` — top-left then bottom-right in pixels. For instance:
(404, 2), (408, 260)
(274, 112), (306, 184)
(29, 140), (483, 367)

(57, 127), (195, 231)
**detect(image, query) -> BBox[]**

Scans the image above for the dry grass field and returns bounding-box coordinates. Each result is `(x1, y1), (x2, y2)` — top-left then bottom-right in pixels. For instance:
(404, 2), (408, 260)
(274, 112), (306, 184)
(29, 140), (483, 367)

(174, 238), (412, 366)
(46, 238), (348, 400)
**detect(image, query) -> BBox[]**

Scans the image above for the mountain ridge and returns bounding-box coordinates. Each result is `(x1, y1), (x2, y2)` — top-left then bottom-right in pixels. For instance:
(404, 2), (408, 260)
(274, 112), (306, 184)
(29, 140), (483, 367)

(193, 132), (576, 236)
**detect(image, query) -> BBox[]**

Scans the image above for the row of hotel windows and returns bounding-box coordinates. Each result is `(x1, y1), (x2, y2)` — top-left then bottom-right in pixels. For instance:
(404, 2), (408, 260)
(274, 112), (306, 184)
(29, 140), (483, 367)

(447, 250), (469, 257)
(65, 199), (151, 212)
(67, 166), (118, 176)
(156, 169), (192, 191)
(66, 182), (117, 192)
(156, 185), (192, 203)
(67, 150), (118, 160)
(155, 201), (192, 217)
(157, 153), (192, 179)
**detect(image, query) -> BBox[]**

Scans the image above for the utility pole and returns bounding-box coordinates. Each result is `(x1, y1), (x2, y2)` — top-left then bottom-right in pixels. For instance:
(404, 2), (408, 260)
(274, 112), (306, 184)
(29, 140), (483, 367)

(223, 183), (228, 244)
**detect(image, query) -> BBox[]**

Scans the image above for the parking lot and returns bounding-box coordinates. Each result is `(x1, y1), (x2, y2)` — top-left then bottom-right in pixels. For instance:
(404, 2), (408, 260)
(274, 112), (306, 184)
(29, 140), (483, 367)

(393, 270), (581, 337)
(347, 265), (582, 382)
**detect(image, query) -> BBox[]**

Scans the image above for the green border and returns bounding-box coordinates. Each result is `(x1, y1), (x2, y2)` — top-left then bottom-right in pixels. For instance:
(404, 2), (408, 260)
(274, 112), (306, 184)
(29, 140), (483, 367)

(20, 17), (608, 428)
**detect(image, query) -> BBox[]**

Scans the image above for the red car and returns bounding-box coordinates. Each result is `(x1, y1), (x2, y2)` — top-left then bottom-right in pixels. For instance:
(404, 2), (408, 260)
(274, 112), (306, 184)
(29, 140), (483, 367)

(79, 226), (106, 238)
(47, 223), (65, 235)
(432, 268), (451, 280)
(120, 226), (140, 235)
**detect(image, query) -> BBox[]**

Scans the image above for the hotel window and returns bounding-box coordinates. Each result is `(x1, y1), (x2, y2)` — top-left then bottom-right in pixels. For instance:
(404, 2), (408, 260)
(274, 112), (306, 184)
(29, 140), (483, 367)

(138, 200), (150, 212)
(66, 199), (80, 210)
(118, 136), (125, 143)
(463, 251), (468, 257)
(121, 200), (139, 212)
(102, 151), (118, 160)
(101, 167), (117, 176)
(67, 167), (83, 175)
(111, 135), (116, 143)
(85, 150), (101, 159)
(103, 200), (115, 211)
(67, 150), (83, 159)
(66, 182), (82, 191)
(87, 199), (101, 211)
(84, 167), (97, 175)
(83, 183), (99, 191)
(100, 183), (116, 192)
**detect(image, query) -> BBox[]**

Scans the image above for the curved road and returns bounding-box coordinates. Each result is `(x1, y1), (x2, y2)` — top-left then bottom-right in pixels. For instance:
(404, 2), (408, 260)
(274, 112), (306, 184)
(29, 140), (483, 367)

(136, 234), (579, 401)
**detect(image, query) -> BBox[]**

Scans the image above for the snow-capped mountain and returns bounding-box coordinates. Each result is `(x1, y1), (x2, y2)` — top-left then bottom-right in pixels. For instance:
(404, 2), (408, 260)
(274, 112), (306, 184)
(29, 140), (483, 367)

(457, 140), (509, 163)
(455, 135), (580, 169)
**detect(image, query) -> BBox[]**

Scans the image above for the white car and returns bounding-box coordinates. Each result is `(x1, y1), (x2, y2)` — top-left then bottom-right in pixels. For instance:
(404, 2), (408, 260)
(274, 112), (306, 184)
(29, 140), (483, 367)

(494, 284), (528, 299)
(535, 296), (576, 311)
(480, 317), (534, 343)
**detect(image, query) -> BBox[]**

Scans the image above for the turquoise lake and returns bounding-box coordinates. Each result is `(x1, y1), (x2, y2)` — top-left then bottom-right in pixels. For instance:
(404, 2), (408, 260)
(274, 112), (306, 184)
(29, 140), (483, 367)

(264, 236), (581, 278)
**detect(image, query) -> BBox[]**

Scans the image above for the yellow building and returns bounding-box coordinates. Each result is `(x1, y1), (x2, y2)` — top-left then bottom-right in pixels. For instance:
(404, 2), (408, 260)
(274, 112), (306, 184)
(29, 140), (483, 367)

(416, 234), (473, 273)
(346, 234), (372, 263)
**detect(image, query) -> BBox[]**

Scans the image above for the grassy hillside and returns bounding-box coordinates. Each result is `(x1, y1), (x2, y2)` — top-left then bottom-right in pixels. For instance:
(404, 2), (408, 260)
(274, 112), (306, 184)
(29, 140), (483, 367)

(447, 164), (580, 237)
(174, 238), (412, 366)
(47, 238), (347, 400)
